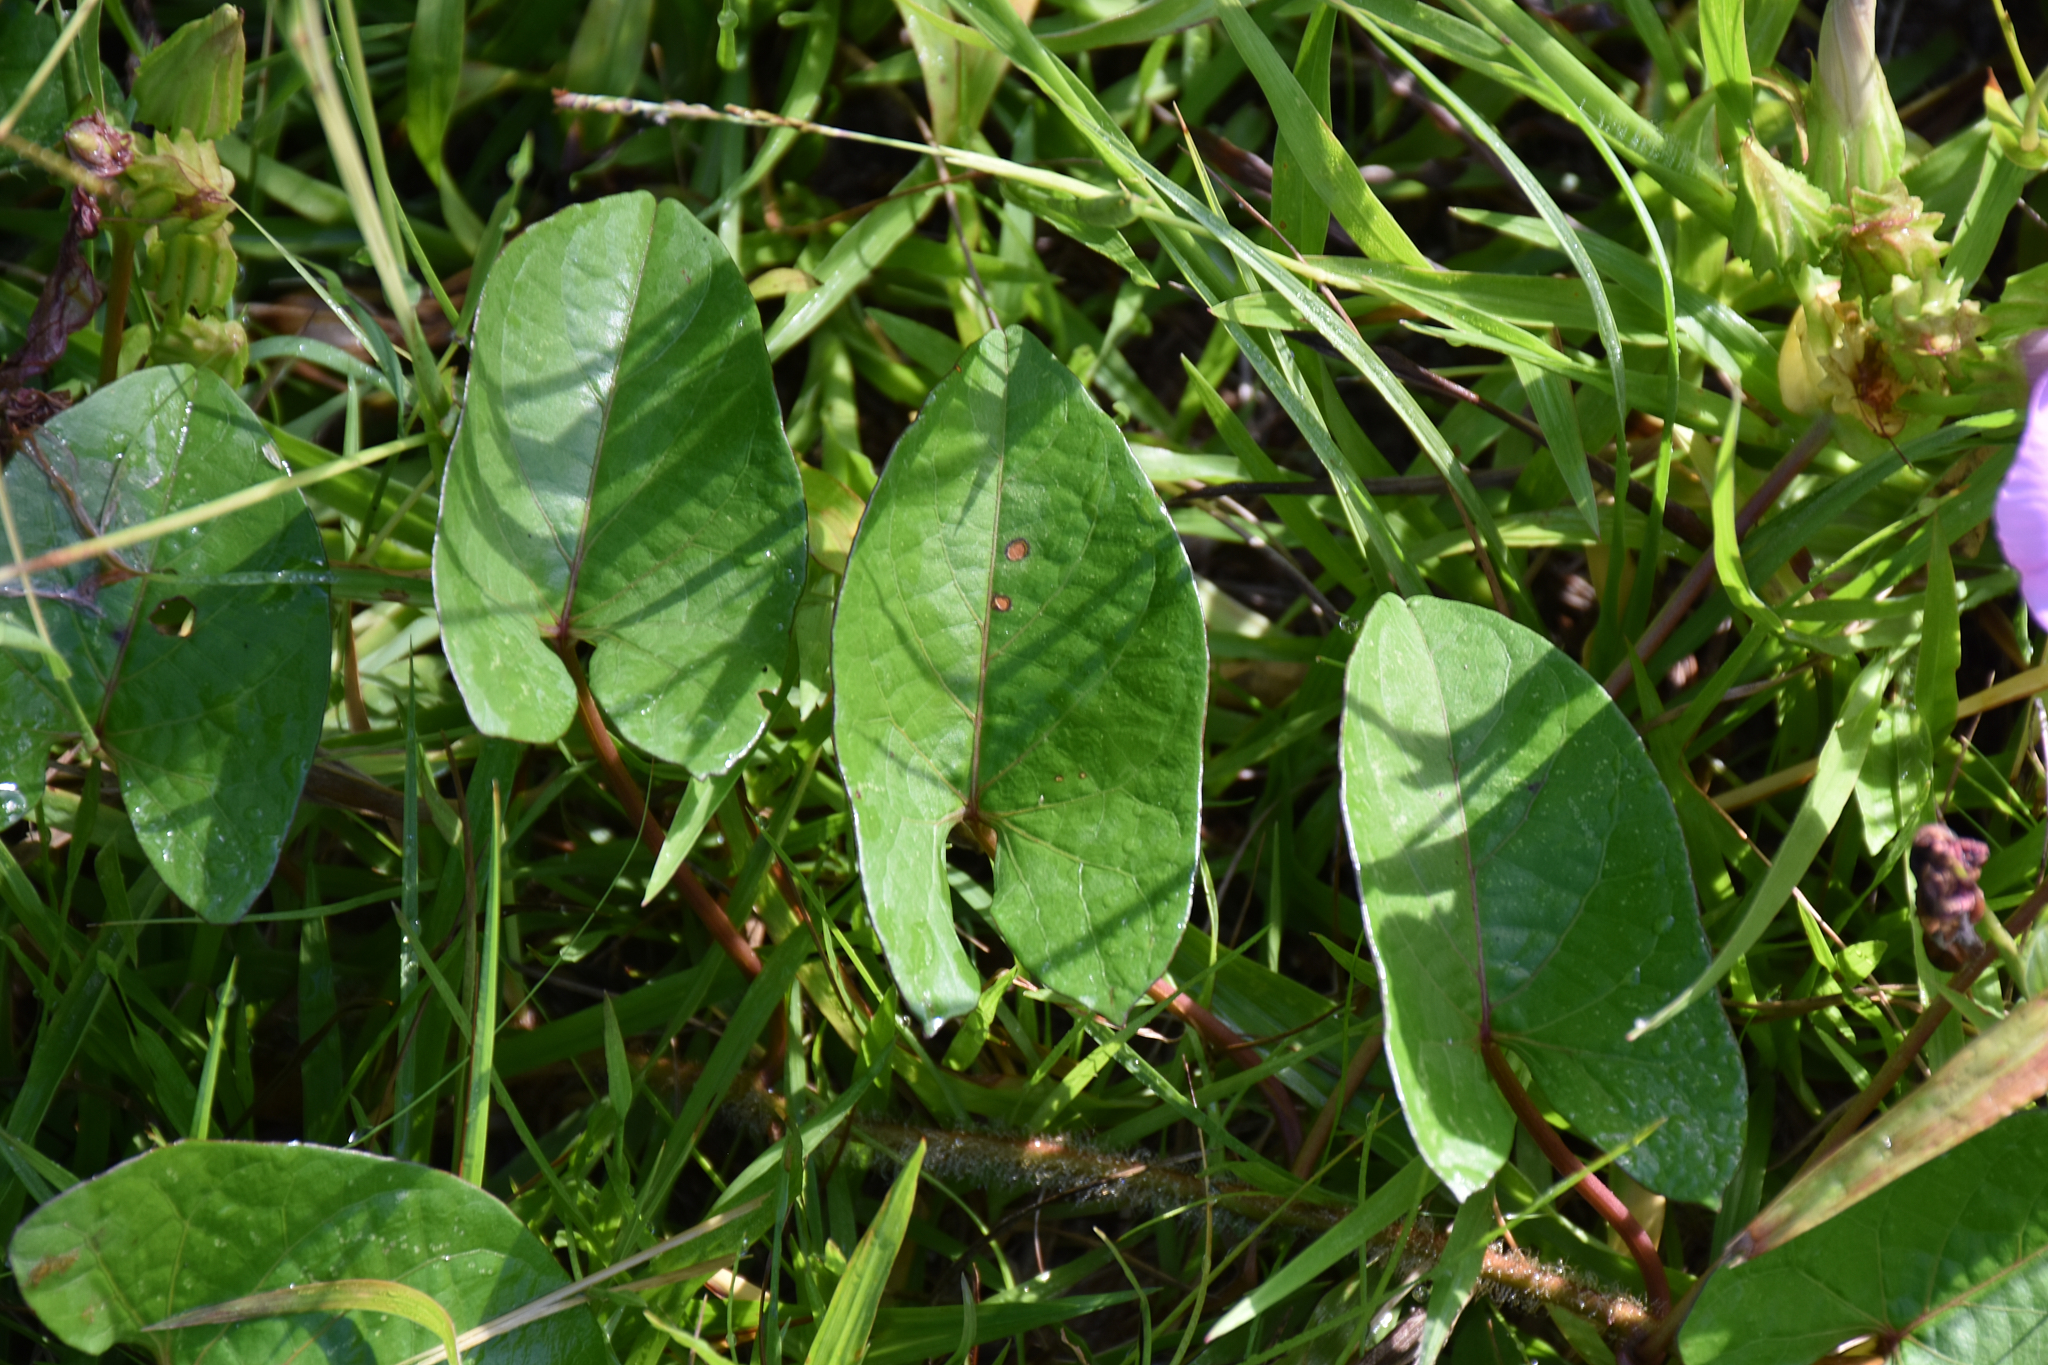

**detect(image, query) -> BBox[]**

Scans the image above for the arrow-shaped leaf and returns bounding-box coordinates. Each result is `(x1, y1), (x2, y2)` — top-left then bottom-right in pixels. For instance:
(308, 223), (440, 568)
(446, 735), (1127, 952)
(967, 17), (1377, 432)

(436, 191), (807, 776)
(834, 326), (1206, 1025)
(0, 365), (329, 921)
(1339, 595), (1745, 1202)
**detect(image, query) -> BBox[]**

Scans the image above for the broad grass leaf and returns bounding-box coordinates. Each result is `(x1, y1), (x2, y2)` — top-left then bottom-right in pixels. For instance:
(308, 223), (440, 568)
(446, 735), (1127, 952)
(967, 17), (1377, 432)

(8, 1141), (605, 1363)
(0, 365), (328, 922)
(1339, 596), (1744, 1202)
(436, 191), (807, 776)
(834, 326), (1205, 1026)
(1684, 1110), (2048, 1365)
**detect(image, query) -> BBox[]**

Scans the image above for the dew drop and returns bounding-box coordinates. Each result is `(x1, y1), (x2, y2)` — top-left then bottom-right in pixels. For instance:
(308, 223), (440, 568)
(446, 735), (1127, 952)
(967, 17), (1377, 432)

(0, 783), (23, 826)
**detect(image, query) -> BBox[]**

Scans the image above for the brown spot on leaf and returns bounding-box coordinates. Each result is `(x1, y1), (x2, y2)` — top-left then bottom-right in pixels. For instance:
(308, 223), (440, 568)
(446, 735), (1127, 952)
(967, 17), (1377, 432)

(992, 594), (1012, 612)
(29, 1252), (76, 1288)
(1005, 538), (1030, 561)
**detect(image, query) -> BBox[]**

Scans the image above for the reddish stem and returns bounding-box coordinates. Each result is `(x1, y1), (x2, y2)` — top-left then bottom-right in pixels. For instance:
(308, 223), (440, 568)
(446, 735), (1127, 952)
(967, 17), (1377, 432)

(1148, 980), (1304, 1162)
(554, 638), (762, 978)
(1480, 1036), (1671, 1315)
(1292, 1031), (1381, 1180)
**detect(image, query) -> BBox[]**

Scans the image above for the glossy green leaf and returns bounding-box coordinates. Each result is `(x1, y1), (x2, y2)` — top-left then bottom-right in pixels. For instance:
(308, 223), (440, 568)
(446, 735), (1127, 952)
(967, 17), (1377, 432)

(435, 192), (807, 776)
(0, 5), (67, 169)
(809, 1141), (925, 1365)
(1339, 595), (1745, 1202)
(9, 1141), (606, 1363)
(132, 4), (243, 141)
(150, 1279), (465, 1365)
(835, 326), (1206, 1025)
(1684, 1110), (2048, 1365)
(0, 366), (329, 922)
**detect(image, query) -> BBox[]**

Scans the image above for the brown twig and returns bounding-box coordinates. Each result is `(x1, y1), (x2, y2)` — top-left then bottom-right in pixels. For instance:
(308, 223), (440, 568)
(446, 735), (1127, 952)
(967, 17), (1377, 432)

(1480, 1036), (1671, 1315)
(1603, 415), (1834, 699)
(1147, 980), (1305, 1162)
(551, 636), (763, 978)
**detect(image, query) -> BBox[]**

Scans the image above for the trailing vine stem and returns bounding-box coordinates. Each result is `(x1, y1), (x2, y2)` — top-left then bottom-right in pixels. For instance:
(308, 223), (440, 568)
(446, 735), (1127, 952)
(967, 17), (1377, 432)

(730, 1100), (1656, 1346)
(1478, 1033), (1671, 1317)
(551, 635), (763, 978)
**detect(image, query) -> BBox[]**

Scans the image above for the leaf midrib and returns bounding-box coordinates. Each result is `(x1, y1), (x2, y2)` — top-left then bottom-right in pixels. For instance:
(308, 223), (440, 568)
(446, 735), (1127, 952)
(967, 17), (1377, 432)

(531, 209), (658, 640)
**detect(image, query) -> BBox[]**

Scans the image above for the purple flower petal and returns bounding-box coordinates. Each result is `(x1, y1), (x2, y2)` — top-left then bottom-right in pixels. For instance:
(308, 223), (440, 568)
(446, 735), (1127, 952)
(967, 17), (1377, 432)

(1996, 329), (2048, 628)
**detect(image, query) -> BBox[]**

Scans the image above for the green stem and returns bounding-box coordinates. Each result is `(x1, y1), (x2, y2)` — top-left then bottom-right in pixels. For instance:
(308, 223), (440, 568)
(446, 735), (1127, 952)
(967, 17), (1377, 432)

(97, 223), (135, 389)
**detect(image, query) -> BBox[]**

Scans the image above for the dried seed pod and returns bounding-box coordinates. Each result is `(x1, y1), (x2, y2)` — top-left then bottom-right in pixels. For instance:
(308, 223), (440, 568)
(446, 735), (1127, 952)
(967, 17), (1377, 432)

(1911, 822), (1991, 968)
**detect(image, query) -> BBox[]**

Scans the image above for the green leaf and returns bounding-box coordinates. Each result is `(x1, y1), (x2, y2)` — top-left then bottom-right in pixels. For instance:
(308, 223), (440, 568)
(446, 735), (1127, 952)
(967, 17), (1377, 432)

(435, 192), (808, 776)
(1268, 5), (1335, 257)
(765, 164), (945, 361)
(1684, 1110), (2048, 1365)
(404, 0), (480, 248)
(835, 326), (1206, 1025)
(808, 1141), (925, 1365)
(131, 4), (243, 140)
(149, 1279), (465, 1365)
(1339, 596), (1745, 1202)
(1698, 0), (1751, 158)
(1417, 1188), (1497, 1365)
(1205, 1158), (1435, 1343)
(0, 366), (329, 922)
(0, 5), (67, 169)
(8, 1141), (607, 1362)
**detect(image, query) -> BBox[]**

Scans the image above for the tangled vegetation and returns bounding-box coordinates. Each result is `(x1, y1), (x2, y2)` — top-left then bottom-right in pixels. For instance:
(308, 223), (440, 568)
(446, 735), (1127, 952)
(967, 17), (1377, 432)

(3, 0), (2048, 1362)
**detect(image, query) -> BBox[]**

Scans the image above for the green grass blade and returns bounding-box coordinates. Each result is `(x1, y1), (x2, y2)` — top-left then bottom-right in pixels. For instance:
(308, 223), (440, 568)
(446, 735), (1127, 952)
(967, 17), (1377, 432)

(457, 785), (502, 1185)
(808, 1141), (925, 1365)
(1214, 0), (1424, 266)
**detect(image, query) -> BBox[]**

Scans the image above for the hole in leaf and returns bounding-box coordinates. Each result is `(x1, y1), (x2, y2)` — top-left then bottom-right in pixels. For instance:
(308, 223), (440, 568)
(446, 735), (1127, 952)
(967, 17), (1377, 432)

(148, 597), (196, 638)
(1005, 538), (1030, 561)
